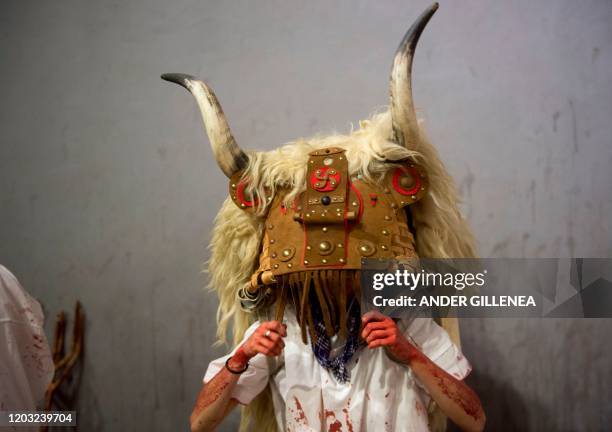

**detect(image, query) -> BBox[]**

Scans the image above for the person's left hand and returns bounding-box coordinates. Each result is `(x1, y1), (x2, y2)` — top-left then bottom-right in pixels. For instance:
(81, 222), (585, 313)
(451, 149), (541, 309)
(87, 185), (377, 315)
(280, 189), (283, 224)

(361, 310), (418, 364)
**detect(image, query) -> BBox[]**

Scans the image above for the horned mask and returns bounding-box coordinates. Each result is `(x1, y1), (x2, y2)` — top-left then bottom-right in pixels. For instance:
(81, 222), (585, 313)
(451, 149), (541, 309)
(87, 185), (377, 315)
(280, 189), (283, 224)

(163, 4), (443, 343)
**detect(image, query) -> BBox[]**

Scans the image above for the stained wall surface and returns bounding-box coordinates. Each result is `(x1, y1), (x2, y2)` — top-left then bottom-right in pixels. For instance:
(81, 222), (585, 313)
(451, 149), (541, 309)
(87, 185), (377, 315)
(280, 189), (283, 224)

(1, 1), (611, 430)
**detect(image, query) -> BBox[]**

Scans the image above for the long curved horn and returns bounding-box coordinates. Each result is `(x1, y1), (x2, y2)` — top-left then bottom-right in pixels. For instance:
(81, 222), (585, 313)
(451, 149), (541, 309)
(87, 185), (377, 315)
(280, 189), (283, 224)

(161, 73), (249, 177)
(389, 2), (439, 149)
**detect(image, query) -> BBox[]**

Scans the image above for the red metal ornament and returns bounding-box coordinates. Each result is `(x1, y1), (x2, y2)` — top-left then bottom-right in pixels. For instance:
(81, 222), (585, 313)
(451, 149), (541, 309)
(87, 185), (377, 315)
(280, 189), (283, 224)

(310, 167), (341, 192)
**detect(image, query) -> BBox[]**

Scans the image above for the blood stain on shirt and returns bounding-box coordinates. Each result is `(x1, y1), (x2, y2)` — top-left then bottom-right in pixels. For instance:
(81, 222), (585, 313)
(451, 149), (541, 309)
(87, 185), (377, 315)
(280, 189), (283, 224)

(414, 399), (425, 416)
(328, 419), (342, 432)
(293, 397), (308, 425)
(342, 407), (354, 432)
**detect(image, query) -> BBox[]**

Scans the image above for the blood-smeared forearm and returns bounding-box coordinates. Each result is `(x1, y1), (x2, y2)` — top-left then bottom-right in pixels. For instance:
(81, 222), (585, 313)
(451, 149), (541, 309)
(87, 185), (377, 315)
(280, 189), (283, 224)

(190, 348), (248, 432)
(361, 311), (485, 432)
(405, 346), (485, 432)
(189, 321), (286, 432)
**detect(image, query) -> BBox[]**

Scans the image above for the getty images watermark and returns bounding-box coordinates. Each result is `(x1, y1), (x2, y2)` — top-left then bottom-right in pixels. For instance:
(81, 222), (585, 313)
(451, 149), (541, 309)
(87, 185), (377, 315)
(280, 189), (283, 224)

(371, 267), (536, 308)
(360, 258), (612, 318)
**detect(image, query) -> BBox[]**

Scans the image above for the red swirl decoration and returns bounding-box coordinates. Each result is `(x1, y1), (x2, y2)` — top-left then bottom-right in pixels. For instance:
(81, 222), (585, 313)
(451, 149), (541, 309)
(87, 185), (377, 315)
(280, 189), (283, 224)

(310, 167), (341, 192)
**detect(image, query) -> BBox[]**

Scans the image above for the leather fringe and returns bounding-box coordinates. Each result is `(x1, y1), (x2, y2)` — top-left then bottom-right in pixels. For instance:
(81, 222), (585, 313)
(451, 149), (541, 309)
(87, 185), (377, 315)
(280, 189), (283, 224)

(273, 270), (360, 344)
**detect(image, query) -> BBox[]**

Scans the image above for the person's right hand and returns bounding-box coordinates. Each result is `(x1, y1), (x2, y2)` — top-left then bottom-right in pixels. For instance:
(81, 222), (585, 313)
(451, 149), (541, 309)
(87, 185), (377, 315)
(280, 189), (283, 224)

(241, 321), (287, 358)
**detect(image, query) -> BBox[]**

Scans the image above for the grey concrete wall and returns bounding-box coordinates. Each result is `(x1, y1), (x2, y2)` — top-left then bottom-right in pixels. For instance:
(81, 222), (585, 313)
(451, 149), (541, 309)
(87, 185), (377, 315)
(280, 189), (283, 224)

(1, 0), (611, 431)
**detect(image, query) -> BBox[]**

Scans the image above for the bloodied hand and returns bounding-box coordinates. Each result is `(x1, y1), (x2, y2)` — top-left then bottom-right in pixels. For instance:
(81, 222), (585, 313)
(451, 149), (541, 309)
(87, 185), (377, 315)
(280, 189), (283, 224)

(361, 310), (419, 363)
(225, 320), (286, 372)
(241, 320), (286, 358)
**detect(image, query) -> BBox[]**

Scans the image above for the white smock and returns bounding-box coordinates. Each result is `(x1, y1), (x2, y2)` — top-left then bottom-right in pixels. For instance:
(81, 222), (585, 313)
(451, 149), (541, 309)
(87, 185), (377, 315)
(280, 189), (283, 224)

(204, 310), (471, 432)
(0, 265), (54, 418)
